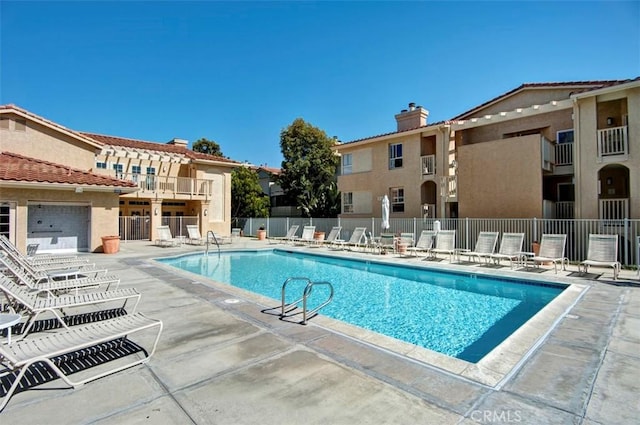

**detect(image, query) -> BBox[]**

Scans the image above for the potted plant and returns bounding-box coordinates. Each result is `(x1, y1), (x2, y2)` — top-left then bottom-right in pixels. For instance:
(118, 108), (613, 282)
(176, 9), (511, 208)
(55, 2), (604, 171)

(257, 224), (267, 241)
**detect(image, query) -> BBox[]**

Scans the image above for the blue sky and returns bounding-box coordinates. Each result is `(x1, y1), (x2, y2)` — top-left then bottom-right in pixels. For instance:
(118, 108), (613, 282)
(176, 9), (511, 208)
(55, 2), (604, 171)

(2, 1), (638, 168)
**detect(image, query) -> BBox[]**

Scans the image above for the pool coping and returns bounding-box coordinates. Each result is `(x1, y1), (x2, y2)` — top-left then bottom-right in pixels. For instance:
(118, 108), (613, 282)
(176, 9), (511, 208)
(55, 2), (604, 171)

(152, 246), (589, 389)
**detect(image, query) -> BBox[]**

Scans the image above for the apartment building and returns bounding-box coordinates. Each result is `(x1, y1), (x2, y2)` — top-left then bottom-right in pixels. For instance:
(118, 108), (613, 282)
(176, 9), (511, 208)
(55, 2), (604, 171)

(334, 78), (639, 221)
(0, 104), (239, 253)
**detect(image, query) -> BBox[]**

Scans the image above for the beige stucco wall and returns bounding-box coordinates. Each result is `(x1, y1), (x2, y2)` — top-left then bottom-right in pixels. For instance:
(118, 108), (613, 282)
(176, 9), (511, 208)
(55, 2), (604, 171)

(336, 127), (449, 218)
(1, 113), (97, 169)
(575, 85), (640, 219)
(458, 135), (543, 218)
(461, 88), (579, 118)
(0, 187), (120, 253)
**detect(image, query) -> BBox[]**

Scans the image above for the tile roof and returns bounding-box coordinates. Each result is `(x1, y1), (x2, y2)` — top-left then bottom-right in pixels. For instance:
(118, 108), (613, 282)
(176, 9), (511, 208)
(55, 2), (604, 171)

(0, 152), (137, 188)
(339, 120), (447, 146)
(451, 80), (631, 120)
(81, 132), (241, 164)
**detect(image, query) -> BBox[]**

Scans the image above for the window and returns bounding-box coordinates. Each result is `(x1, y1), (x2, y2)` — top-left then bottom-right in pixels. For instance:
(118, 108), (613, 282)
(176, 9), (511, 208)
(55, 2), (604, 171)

(113, 163), (124, 179)
(145, 167), (156, 190)
(557, 183), (575, 202)
(96, 161), (107, 169)
(0, 203), (11, 239)
(390, 187), (404, 212)
(389, 143), (403, 169)
(131, 165), (141, 183)
(557, 129), (574, 144)
(342, 153), (352, 175)
(343, 192), (353, 213)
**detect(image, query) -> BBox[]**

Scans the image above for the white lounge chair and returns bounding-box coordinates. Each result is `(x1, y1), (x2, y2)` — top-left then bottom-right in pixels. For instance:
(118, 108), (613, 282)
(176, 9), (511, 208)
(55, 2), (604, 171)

(579, 234), (621, 280)
(317, 226), (342, 245)
(0, 248), (106, 282)
(489, 233), (525, 268)
(294, 226), (316, 245)
(406, 230), (436, 257)
(331, 227), (367, 251)
(185, 225), (206, 245)
(526, 234), (568, 274)
(378, 233), (396, 254)
(231, 228), (242, 238)
(0, 312), (163, 411)
(269, 225), (300, 244)
(155, 225), (181, 247)
(460, 231), (499, 263)
(0, 274), (141, 338)
(0, 253), (120, 293)
(429, 230), (456, 262)
(0, 235), (81, 265)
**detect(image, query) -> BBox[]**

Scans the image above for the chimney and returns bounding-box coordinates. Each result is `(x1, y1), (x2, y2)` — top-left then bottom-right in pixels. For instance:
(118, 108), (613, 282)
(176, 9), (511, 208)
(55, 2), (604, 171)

(394, 102), (429, 131)
(167, 138), (188, 147)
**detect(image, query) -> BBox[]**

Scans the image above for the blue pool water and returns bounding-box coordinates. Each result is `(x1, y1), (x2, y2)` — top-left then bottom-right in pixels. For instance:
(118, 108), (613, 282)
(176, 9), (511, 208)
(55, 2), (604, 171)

(158, 249), (564, 362)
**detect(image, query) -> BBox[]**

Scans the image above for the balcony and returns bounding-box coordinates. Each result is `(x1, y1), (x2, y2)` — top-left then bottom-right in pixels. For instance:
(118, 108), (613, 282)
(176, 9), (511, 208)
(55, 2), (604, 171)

(440, 175), (457, 200)
(421, 155), (436, 177)
(555, 142), (573, 166)
(555, 201), (575, 219)
(599, 198), (629, 220)
(598, 126), (628, 160)
(118, 173), (214, 199)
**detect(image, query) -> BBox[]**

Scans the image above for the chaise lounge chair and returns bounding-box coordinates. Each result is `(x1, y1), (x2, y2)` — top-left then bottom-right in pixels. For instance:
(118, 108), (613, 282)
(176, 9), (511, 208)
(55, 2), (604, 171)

(526, 234), (568, 274)
(185, 224), (206, 245)
(489, 233), (525, 268)
(293, 225), (316, 245)
(0, 312), (163, 411)
(317, 226), (342, 245)
(331, 227), (367, 251)
(269, 225), (300, 244)
(428, 230), (456, 262)
(460, 231), (499, 263)
(405, 230), (436, 257)
(579, 234), (621, 280)
(0, 274), (141, 338)
(155, 225), (181, 247)
(0, 235), (83, 266)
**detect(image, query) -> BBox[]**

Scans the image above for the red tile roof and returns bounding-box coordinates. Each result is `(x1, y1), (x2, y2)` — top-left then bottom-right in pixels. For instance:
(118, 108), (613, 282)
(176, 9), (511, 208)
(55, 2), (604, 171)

(0, 152), (137, 188)
(81, 132), (241, 164)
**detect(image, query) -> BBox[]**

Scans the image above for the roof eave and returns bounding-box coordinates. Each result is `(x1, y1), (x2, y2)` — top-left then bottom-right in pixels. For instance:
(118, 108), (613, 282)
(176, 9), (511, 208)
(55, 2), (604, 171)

(0, 181), (139, 193)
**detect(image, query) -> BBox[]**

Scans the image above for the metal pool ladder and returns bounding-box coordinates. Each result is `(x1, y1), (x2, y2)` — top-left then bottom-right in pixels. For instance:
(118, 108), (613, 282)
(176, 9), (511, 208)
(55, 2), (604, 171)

(205, 231), (220, 258)
(280, 277), (334, 324)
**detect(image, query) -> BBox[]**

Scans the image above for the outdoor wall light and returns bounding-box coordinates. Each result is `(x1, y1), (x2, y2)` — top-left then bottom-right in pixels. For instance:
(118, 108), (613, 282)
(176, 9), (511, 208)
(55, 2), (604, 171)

(607, 117), (614, 126)
(204, 209), (208, 216)
(154, 208), (158, 216)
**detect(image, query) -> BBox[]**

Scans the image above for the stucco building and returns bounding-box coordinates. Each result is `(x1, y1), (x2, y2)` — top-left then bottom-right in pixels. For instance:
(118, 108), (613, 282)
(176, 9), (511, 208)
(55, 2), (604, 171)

(334, 78), (639, 221)
(0, 104), (240, 253)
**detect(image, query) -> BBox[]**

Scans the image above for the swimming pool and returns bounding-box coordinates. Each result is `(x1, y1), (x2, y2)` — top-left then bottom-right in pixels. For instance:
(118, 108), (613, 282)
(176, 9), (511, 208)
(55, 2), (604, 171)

(158, 249), (565, 363)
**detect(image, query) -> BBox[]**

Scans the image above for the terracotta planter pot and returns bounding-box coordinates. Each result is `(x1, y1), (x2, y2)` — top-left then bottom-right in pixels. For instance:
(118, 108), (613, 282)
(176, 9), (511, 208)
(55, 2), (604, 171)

(314, 232), (325, 241)
(257, 230), (267, 240)
(101, 236), (120, 254)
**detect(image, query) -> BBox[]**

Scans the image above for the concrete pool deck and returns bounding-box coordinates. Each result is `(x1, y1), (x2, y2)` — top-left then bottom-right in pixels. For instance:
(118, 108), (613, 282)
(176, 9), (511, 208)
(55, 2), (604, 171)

(2, 238), (639, 424)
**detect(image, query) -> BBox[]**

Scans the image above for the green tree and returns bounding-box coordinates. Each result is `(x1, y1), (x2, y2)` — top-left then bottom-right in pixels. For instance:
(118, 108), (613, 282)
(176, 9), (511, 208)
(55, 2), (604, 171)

(192, 138), (224, 157)
(231, 166), (270, 219)
(278, 118), (340, 217)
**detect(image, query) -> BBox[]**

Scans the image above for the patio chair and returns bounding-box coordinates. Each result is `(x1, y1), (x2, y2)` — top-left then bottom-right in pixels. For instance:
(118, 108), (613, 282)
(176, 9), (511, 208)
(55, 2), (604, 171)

(526, 234), (568, 274)
(406, 230), (436, 257)
(293, 226), (316, 245)
(317, 226), (342, 245)
(0, 235), (81, 265)
(0, 253), (121, 293)
(0, 312), (163, 412)
(155, 225), (181, 247)
(378, 233), (396, 254)
(460, 231), (499, 263)
(579, 234), (621, 280)
(268, 225), (299, 244)
(0, 248), (107, 282)
(331, 227), (367, 251)
(429, 230), (456, 262)
(397, 232), (415, 257)
(0, 274), (141, 338)
(231, 228), (242, 238)
(489, 233), (525, 268)
(185, 225), (206, 245)
(209, 232), (232, 245)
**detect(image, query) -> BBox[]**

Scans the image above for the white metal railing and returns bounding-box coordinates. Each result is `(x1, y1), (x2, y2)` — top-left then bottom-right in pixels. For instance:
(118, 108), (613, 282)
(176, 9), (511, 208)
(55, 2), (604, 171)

(421, 204), (436, 219)
(236, 216), (640, 266)
(598, 126), (628, 157)
(542, 137), (553, 171)
(555, 143), (573, 166)
(599, 198), (629, 220)
(118, 173), (214, 198)
(440, 175), (457, 199)
(421, 155), (436, 176)
(555, 202), (575, 219)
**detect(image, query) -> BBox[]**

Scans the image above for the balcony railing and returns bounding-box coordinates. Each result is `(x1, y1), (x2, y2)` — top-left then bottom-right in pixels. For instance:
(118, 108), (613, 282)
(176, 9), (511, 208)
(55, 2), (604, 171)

(555, 143), (573, 166)
(421, 203), (436, 219)
(598, 126), (628, 158)
(118, 173), (214, 198)
(555, 201), (575, 219)
(421, 155), (436, 176)
(599, 198), (629, 220)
